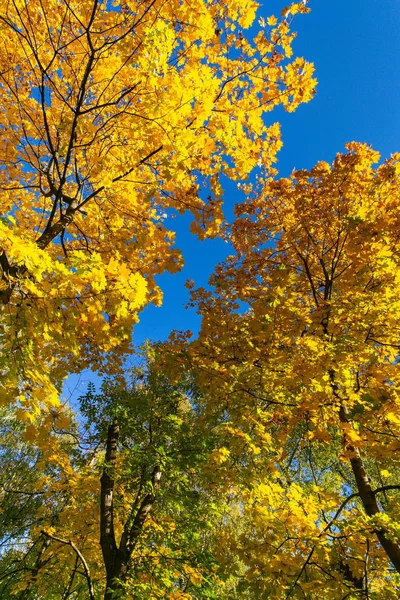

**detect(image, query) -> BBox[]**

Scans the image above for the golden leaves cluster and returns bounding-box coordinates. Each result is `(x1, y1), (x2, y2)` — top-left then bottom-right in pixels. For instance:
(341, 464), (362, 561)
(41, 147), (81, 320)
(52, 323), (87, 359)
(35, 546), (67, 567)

(0, 0), (316, 414)
(161, 143), (400, 595)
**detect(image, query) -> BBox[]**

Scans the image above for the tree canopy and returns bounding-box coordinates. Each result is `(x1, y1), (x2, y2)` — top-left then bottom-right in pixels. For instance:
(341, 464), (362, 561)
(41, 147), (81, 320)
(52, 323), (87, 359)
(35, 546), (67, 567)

(0, 0), (315, 416)
(1, 1), (400, 599)
(164, 143), (400, 597)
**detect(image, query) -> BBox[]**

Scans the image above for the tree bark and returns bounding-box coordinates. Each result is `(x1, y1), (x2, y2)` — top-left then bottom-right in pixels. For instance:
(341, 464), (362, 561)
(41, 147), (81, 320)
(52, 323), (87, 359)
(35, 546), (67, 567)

(339, 404), (400, 573)
(100, 418), (119, 599)
(100, 419), (162, 599)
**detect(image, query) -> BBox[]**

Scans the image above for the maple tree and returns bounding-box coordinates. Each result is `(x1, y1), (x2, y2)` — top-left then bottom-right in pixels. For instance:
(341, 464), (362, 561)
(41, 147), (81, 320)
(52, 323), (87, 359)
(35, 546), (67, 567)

(7, 2), (398, 598)
(3, 139), (400, 598)
(0, 0), (315, 418)
(162, 143), (400, 597)
(0, 0), (321, 597)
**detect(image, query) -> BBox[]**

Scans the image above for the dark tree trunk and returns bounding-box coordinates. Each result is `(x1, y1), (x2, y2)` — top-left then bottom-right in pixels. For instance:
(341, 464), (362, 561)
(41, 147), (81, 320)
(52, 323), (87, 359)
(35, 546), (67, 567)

(103, 551), (130, 600)
(340, 404), (400, 573)
(100, 418), (120, 599)
(100, 418), (162, 599)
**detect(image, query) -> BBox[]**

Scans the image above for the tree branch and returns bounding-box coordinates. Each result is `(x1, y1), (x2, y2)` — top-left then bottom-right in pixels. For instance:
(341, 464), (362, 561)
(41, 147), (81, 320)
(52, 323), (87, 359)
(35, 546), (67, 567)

(285, 547), (314, 598)
(122, 464), (162, 554)
(41, 531), (95, 600)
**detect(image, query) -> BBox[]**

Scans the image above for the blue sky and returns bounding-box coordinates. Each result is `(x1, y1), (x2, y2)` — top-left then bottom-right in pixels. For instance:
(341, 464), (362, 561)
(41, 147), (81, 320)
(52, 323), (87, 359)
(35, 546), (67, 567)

(64, 0), (400, 399)
(133, 0), (400, 343)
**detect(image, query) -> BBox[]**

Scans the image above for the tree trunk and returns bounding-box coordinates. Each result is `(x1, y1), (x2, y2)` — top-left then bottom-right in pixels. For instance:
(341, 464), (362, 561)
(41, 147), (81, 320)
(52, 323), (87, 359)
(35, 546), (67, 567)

(100, 418), (162, 599)
(340, 404), (400, 573)
(100, 418), (120, 599)
(103, 552), (130, 600)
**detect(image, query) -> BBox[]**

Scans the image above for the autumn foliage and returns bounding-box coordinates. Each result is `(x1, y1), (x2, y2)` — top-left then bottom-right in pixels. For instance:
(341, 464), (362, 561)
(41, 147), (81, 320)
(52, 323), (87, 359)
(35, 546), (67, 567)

(167, 143), (400, 597)
(1, 0), (400, 599)
(0, 0), (315, 416)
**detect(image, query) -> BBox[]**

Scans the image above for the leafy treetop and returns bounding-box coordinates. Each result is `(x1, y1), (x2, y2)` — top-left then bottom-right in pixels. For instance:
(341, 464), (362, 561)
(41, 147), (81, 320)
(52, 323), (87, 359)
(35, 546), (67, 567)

(0, 0), (315, 417)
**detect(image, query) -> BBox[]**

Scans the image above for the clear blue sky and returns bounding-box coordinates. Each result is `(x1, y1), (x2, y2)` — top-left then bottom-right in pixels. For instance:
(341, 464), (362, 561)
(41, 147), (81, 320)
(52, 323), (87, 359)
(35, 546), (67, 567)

(64, 0), (400, 399)
(133, 0), (400, 344)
